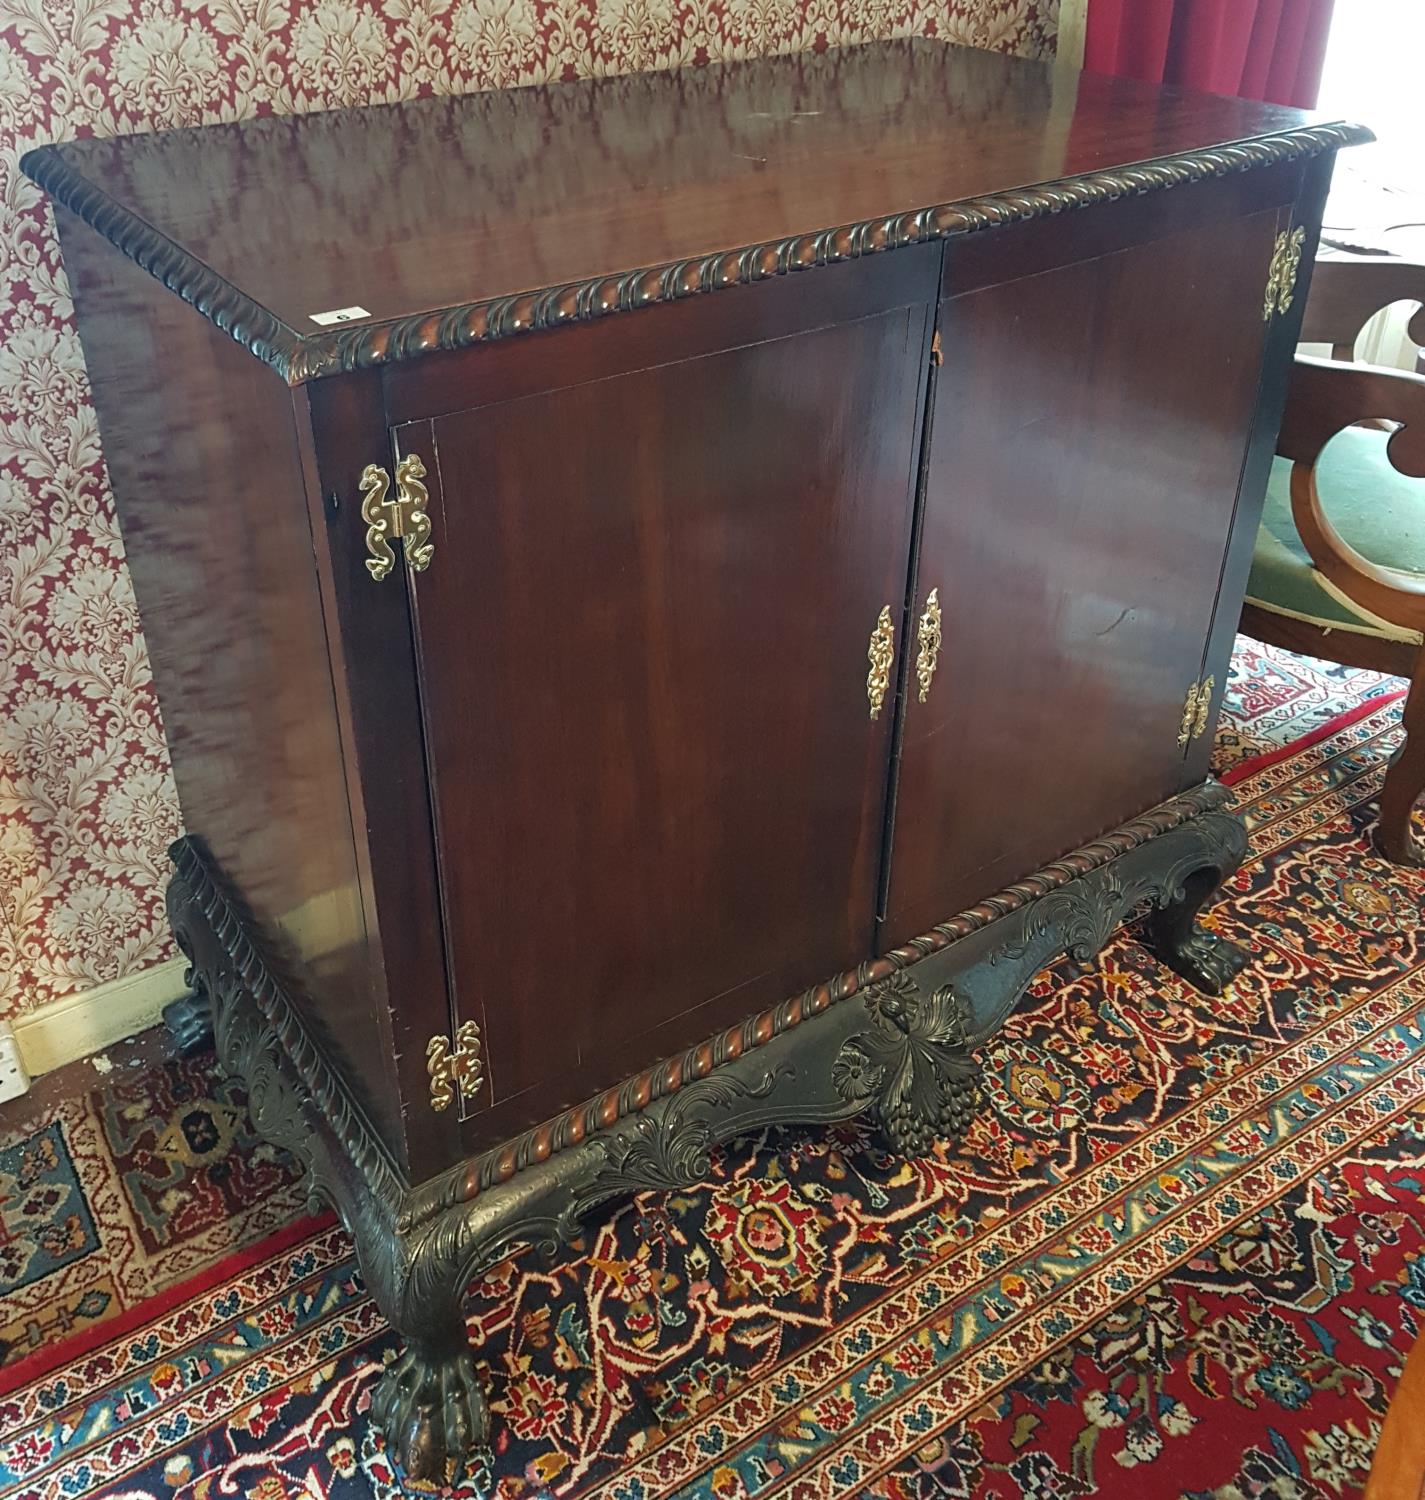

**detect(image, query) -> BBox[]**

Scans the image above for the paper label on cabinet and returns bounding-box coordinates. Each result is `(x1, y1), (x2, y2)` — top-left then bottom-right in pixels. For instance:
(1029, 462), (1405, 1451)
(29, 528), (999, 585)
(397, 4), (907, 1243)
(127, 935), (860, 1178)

(308, 305), (371, 326)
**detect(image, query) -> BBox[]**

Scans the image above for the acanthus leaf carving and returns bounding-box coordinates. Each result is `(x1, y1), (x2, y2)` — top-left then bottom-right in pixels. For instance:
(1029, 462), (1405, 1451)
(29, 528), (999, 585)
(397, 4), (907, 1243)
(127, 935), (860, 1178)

(579, 1067), (791, 1213)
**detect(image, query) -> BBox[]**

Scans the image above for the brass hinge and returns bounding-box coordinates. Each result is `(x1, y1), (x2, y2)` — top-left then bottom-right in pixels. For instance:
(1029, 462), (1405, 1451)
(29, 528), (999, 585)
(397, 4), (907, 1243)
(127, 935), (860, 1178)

(361, 451), (434, 580)
(915, 587), (942, 703)
(426, 1019), (483, 1113)
(1263, 227), (1306, 321)
(1193, 674), (1215, 741)
(1177, 674), (1217, 749)
(930, 329), (944, 367)
(867, 605), (895, 720)
(1177, 681), (1198, 749)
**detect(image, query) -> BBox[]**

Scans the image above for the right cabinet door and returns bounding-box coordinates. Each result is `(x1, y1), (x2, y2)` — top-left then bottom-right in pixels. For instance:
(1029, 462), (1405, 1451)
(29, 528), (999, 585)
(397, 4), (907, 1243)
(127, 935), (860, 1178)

(881, 203), (1285, 948)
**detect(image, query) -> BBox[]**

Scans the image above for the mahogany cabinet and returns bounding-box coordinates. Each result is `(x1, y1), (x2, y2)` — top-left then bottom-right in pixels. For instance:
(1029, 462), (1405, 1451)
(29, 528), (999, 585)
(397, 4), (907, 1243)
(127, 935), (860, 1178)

(25, 38), (1367, 1481)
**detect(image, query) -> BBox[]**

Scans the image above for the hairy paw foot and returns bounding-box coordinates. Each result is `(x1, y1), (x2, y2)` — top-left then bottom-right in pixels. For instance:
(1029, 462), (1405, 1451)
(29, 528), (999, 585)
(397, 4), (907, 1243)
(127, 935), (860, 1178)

(1147, 927), (1249, 996)
(370, 1344), (490, 1485)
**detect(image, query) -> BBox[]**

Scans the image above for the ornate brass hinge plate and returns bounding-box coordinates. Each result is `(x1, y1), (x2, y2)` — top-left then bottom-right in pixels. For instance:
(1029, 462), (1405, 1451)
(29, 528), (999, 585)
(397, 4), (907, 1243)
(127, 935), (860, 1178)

(1177, 675), (1217, 749)
(426, 1019), (484, 1113)
(1263, 226), (1306, 321)
(867, 605), (895, 720)
(915, 587), (942, 703)
(1193, 674), (1216, 741)
(361, 451), (434, 580)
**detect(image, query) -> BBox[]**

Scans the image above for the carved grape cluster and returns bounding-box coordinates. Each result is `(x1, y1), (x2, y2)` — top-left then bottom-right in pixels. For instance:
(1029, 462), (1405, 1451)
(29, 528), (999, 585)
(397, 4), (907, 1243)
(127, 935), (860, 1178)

(833, 970), (981, 1159)
(879, 1064), (980, 1159)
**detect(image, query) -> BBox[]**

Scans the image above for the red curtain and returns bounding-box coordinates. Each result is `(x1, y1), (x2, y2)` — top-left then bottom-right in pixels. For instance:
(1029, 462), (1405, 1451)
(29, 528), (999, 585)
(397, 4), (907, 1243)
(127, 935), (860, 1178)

(1083, 0), (1337, 109)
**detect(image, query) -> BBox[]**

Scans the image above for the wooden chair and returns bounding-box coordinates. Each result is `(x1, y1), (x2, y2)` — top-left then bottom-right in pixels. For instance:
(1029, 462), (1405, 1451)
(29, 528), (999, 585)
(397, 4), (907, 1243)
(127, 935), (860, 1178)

(1241, 258), (1425, 865)
(1366, 1328), (1425, 1498)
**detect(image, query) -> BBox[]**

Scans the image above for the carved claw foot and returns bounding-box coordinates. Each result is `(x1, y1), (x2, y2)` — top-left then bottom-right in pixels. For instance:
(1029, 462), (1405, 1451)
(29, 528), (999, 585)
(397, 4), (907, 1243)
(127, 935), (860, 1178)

(370, 1343), (490, 1486)
(1144, 924), (1249, 996)
(1136, 853), (1251, 998)
(162, 987), (214, 1055)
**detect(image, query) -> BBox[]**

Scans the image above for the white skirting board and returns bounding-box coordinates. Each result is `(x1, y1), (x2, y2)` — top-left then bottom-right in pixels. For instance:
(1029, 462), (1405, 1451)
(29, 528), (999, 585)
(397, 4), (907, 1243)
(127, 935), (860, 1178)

(12, 957), (188, 1077)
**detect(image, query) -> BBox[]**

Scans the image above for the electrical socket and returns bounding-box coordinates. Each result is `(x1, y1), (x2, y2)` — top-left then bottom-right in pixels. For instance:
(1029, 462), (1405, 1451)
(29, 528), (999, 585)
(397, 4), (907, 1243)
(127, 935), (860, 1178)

(0, 1021), (31, 1103)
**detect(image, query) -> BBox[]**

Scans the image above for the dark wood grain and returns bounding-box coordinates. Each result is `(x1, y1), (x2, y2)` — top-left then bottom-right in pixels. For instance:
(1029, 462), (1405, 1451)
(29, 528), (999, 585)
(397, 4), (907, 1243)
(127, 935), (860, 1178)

(34, 43), (1358, 1187)
(35, 45), (1365, 1474)
(1249, 249), (1425, 866)
(298, 374), (464, 1179)
(1241, 606), (1416, 676)
(880, 197), (1280, 946)
(1277, 357), (1425, 629)
(934, 159), (1300, 293)
(50, 204), (411, 1163)
(397, 257), (936, 1142)
(21, 41), (1364, 383)
(1186, 151), (1336, 786)
(170, 777), (1248, 1485)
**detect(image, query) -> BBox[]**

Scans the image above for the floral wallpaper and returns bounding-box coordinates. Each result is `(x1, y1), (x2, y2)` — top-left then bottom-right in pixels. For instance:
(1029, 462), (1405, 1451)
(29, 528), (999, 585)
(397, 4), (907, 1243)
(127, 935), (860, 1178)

(0, 0), (1057, 1022)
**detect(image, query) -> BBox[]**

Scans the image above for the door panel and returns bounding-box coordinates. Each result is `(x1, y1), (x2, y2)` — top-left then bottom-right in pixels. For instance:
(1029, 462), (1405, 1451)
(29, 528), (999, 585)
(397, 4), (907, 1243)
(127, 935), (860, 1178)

(881, 208), (1280, 947)
(403, 302), (931, 1118)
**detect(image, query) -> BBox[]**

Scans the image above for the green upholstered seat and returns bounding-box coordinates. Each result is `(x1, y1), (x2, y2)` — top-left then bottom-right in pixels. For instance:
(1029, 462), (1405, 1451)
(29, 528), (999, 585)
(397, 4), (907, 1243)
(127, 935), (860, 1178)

(1247, 423), (1425, 644)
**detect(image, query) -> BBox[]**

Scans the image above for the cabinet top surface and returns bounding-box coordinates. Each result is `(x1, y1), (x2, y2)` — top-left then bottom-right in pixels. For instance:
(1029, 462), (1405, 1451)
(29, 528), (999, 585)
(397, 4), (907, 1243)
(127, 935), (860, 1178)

(26, 38), (1367, 384)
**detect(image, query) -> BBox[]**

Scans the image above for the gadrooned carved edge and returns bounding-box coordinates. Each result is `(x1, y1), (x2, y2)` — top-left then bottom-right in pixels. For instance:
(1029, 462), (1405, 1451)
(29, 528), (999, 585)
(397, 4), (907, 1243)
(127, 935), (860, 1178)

(24, 150), (305, 373)
(24, 122), (1371, 386)
(166, 838), (408, 1212)
(403, 778), (1240, 1228)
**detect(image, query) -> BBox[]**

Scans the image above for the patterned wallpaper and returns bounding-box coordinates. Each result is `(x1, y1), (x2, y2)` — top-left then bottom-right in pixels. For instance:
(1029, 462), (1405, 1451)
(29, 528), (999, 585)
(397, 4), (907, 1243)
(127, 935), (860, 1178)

(0, 0), (1057, 1021)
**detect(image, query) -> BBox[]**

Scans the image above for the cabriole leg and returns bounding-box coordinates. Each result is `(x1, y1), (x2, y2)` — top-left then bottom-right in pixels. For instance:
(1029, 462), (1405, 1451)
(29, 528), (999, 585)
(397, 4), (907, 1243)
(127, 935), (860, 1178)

(1376, 665), (1423, 866)
(166, 839), (493, 1484)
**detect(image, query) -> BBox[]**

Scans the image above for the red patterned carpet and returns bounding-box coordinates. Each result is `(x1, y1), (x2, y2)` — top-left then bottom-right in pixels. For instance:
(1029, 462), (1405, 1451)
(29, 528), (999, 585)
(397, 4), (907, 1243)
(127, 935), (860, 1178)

(0, 1051), (314, 1384)
(0, 635), (1420, 1500)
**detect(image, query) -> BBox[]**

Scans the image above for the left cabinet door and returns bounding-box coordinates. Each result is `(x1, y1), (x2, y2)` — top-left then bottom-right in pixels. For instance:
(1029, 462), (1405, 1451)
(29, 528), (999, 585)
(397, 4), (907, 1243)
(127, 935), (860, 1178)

(391, 276), (934, 1137)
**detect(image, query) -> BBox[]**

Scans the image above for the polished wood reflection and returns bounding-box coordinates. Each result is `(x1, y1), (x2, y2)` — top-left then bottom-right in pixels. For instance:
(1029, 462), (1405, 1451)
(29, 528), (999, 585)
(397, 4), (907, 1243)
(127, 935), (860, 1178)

(37, 40), (1331, 336)
(406, 258), (936, 1136)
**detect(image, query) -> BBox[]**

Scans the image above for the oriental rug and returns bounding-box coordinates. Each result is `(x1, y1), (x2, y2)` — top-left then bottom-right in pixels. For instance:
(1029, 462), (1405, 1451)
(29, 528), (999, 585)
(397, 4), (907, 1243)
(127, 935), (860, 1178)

(0, 635), (1419, 1500)
(0, 1051), (313, 1385)
(1215, 636), (1406, 782)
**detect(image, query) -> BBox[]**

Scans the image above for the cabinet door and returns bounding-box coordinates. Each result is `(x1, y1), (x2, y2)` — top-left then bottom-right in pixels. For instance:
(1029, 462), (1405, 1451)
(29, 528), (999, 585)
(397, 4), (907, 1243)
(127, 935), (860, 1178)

(881, 206), (1283, 948)
(398, 289), (932, 1127)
